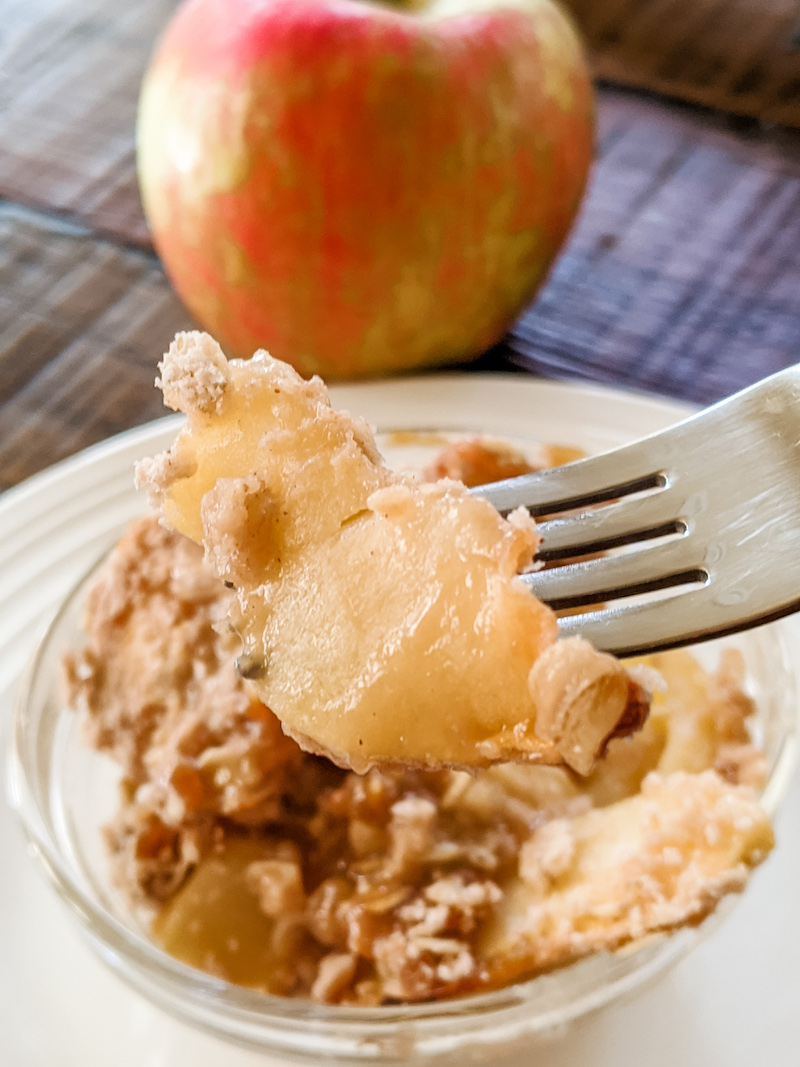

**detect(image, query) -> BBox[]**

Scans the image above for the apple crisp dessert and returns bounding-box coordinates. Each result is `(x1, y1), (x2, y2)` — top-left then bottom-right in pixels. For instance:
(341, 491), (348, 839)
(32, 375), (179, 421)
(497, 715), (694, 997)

(134, 331), (648, 774)
(63, 413), (773, 1004)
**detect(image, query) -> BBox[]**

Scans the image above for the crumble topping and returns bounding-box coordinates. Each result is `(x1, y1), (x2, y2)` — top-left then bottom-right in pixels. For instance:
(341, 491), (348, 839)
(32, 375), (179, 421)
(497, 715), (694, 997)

(62, 516), (303, 832)
(423, 437), (585, 487)
(423, 437), (538, 486)
(200, 473), (279, 589)
(156, 329), (231, 415)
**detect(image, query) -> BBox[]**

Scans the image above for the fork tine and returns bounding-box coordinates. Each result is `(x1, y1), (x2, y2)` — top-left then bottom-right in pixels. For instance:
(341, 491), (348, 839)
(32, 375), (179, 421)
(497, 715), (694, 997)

(521, 537), (708, 608)
(555, 590), (717, 656)
(555, 582), (800, 656)
(475, 444), (665, 516)
(535, 487), (683, 559)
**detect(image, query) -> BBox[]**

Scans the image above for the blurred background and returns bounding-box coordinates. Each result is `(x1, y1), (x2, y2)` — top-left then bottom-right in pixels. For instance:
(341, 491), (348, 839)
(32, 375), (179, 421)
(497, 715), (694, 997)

(1, 0), (800, 491)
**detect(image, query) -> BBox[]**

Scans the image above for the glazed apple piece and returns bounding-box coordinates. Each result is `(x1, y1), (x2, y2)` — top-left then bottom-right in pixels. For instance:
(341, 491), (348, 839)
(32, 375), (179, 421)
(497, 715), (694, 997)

(422, 436), (586, 486)
(137, 332), (648, 774)
(422, 437), (543, 486)
(152, 836), (315, 993)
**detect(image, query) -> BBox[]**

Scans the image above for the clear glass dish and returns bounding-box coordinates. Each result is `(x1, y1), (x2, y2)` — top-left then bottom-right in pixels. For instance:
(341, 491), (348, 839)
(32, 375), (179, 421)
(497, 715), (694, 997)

(8, 551), (798, 1064)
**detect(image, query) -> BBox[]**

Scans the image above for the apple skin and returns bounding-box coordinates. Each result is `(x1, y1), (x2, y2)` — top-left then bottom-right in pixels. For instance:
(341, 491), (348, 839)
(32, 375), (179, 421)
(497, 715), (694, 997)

(138, 0), (593, 378)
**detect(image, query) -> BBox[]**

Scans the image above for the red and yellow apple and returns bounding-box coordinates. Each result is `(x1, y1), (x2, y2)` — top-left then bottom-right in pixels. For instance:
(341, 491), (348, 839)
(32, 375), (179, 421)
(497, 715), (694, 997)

(137, 0), (593, 378)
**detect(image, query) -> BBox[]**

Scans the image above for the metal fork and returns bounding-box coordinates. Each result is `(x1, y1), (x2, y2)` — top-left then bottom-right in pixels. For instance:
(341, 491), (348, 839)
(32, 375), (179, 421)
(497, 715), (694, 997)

(475, 365), (800, 657)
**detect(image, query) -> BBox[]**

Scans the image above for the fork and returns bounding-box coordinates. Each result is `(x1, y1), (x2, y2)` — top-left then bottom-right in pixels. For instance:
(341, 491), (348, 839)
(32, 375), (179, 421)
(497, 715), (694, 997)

(474, 365), (800, 657)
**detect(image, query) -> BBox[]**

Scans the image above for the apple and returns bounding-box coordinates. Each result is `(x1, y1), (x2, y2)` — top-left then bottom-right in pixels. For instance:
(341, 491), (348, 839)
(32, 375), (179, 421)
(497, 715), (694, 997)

(138, 0), (593, 378)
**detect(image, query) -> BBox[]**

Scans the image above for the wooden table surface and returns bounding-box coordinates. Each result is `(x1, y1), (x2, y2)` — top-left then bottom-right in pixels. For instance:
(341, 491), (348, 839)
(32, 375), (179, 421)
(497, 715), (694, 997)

(2, 0), (800, 494)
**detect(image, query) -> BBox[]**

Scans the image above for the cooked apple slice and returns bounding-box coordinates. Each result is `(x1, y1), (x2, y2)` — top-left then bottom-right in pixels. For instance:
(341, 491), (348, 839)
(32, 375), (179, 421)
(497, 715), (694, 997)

(137, 332), (647, 773)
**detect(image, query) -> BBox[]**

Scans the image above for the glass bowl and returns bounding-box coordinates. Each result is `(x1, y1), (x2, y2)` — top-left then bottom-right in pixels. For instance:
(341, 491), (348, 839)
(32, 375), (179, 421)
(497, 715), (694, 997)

(8, 549), (798, 1064)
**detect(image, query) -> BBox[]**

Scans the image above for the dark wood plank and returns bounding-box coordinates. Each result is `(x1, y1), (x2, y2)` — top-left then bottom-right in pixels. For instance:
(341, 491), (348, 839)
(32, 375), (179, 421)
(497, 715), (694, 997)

(564, 0), (800, 127)
(506, 89), (800, 405)
(0, 202), (192, 490)
(0, 0), (179, 245)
